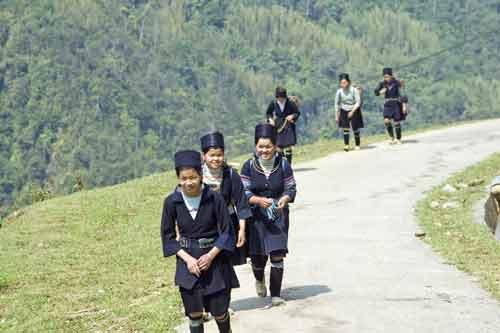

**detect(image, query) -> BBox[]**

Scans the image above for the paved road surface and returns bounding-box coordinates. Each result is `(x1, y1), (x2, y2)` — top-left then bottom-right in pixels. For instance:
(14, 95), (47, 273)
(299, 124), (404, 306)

(179, 120), (500, 333)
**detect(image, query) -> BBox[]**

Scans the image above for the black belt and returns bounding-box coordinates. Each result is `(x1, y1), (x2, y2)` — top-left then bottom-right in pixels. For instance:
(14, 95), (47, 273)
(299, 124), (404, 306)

(179, 237), (216, 249)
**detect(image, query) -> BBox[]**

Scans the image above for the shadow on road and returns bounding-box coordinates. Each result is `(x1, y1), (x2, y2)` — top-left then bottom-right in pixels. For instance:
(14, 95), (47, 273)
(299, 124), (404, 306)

(359, 145), (377, 150)
(294, 167), (318, 173)
(402, 139), (420, 144)
(231, 284), (332, 312)
(282, 284), (332, 300)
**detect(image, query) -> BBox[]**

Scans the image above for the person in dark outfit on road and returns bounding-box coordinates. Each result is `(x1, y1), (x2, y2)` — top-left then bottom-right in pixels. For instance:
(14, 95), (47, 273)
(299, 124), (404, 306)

(374, 67), (407, 144)
(200, 131), (252, 266)
(335, 73), (364, 151)
(161, 150), (238, 333)
(240, 124), (297, 307)
(266, 86), (300, 165)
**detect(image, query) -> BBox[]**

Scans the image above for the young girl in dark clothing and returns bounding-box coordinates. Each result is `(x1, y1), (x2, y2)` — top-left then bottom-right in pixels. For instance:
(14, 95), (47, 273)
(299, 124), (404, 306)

(240, 124), (297, 307)
(161, 150), (238, 333)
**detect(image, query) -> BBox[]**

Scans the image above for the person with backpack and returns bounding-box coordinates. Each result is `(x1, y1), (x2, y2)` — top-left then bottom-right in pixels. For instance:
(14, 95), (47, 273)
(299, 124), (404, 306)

(266, 86), (300, 165)
(161, 150), (238, 333)
(334, 73), (364, 151)
(374, 67), (407, 144)
(240, 124), (297, 307)
(200, 131), (252, 266)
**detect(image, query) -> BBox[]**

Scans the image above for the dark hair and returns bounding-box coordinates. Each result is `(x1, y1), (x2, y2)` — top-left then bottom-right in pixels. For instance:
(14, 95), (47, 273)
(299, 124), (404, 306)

(255, 135), (277, 146)
(202, 146), (225, 154)
(175, 166), (202, 177)
(275, 86), (287, 98)
(339, 73), (350, 83)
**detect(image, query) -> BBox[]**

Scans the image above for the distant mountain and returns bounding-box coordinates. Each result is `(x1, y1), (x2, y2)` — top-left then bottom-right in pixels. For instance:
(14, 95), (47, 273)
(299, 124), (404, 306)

(1, 0), (499, 215)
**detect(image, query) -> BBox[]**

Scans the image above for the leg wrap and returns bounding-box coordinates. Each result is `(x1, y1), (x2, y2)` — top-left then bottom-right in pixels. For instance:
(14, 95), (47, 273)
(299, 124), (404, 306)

(270, 259), (284, 297)
(385, 122), (394, 139)
(251, 255), (267, 282)
(354, 130), (361, 146)
(394, 122), (402, 140)
(189, 317), (204, 333)
(343, 129), (350, 145)
(215, 312), (231, 333)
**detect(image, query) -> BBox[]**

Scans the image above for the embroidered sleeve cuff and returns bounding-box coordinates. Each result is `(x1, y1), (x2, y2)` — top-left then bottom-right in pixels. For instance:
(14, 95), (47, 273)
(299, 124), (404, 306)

(237, 207), (252, 220)
(163, 240), (181, 257)
(214, 232), (235, 252)
(284, 191), (296, 203)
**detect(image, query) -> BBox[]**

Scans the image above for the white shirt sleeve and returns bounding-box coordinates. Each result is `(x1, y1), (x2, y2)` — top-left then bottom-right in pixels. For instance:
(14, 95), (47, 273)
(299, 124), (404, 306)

(353, 87), (361, 110)
(334, 89), (341, 114)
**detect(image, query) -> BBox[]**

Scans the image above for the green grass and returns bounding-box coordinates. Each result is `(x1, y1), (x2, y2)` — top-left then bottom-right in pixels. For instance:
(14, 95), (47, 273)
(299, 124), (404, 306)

(0, 119), (495, 332)
(0, 172), (183, 332)
(416, 153), (500, 300)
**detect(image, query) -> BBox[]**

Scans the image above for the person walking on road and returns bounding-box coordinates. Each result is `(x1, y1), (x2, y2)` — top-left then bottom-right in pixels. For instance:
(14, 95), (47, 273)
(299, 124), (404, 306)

(240, 124), (297, 307)
(161, 150), (238, 333)
(335, 73), (364, 151)
(375, 67), (407, 144)
(266, 86), (300, 165)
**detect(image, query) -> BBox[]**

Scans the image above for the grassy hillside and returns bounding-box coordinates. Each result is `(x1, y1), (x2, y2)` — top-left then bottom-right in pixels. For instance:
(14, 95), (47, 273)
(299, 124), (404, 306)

(1, 0), (499, 217)
(416, 153), (500, 300)
(0, 171), (181, 331)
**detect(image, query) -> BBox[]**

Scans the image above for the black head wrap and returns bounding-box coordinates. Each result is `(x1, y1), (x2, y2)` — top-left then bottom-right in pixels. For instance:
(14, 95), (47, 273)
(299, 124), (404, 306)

(254, 123), (277, 145)
(200, 132), (224, 153)
(174, 150), (202, 174)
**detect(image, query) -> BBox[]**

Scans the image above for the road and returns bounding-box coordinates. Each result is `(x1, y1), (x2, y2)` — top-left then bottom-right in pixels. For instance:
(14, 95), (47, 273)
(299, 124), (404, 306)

(180, 120), (500, 333)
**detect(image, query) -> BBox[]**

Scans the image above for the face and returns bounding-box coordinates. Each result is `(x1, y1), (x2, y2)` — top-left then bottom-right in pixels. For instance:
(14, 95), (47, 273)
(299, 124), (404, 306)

(276, 97), (286, 104)
(383, 74), (392, 82)
(204, 148), (224, 170)
(340, 79), (350, 89)
(256, 138), (276, 160)
(178, 168), (202, 197)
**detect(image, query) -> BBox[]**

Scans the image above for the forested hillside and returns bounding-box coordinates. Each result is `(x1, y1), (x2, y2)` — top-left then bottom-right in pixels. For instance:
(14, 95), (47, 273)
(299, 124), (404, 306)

(1, 0), (499, 216)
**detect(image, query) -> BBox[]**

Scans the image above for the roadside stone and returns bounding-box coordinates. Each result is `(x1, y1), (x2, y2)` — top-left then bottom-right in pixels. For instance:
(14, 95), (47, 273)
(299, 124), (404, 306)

(6, 209), (24, 222)
(468, 178), (485, 187)
(442, 201), (460, 209)
(442, 184), (457, 193)
(484, 183), (500, 239)
(415, 231), (426, 238)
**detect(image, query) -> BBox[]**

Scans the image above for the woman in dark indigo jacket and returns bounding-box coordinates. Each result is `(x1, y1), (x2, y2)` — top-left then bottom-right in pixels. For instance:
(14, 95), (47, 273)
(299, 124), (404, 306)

(200, 131), (252, 266)
(161, 150), (238, 333)
(240, 124), (297, 307)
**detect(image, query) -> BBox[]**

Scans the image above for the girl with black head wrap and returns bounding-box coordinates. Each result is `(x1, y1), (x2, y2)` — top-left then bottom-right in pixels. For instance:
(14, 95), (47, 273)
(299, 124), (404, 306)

(375, 68), (408, 144)
(161, 150), (238, 333)
(240, 124), (297, 307)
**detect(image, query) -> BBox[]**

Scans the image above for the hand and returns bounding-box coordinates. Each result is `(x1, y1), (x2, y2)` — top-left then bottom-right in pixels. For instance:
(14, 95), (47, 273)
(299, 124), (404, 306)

(197, 253), (214, 271)
(277, 195), (291, 209)
(402, 103), (408, 114)
(258, 197), (273, 209)
(379, 88), (387, 95)
(237, 229), (246, 248)
(186, 256), (201, 277)
(268, 118), (276, 126)
(348, 111), (354, 119)
(286, 115), (295, 122)
(335, 114), (340, 124)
